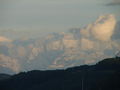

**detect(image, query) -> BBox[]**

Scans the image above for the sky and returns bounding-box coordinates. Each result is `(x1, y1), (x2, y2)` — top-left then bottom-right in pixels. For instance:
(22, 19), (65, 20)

(0, 0), (120, 33)
(0, 0), (120, 73)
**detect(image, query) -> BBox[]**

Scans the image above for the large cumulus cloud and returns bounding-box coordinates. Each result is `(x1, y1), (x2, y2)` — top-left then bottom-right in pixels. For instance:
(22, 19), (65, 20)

(81, 14), (116, 41)
(0, 14), (119, 72)
(79, 14), (119, 63)
(91, 15), (116, 41)
(51, 14), (119, 67)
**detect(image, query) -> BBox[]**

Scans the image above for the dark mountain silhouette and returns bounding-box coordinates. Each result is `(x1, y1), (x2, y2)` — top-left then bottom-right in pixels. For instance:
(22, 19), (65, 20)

(0, 57), (120, 90)
(0, 74), (11, 81)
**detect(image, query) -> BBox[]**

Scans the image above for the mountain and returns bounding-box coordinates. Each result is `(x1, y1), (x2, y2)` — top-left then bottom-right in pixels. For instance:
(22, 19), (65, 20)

(0, 57), (120, 90)
(0, 14), (120, 73)
(0, 74), (11, 80)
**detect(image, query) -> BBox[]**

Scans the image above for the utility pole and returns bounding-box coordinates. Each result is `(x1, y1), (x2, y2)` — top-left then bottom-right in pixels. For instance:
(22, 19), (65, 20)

(81, 71), (85, 90)
(82, 76), (84, 90)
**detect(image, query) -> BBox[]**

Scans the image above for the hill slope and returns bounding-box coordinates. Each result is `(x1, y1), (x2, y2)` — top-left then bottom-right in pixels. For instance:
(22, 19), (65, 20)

(0, 57), (120, 90)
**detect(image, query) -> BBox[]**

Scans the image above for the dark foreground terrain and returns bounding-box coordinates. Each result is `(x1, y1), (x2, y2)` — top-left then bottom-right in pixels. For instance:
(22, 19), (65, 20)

(0, 57), (120, 90)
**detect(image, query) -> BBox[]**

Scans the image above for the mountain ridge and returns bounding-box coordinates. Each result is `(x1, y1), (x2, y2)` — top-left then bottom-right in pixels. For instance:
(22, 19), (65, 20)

(0, 57), (120, 90)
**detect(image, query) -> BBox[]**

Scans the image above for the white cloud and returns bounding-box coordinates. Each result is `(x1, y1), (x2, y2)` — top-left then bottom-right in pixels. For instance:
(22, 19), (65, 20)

(81, 38), (94, 50)
(0, 54), (20, 73)
(81, 14), (116, 41)
(0, 36), (12, 42)
(0, 14), (119, 72)
(50, 14), (119, 68)
(91, 14), (116, 41)
(78, 14), (118, 62)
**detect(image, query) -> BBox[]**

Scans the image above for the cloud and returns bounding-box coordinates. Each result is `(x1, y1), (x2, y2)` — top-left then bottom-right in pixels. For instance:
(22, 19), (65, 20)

(91, 14), (116, 41)
(0, 36), (12, 42)
(50, 14), (119, 67)
(112, 21), (120, 40)
(0, 13), (119, 72)
(80, 14), (119, 53)
(107, 0), (120, 5)
(78, 14), (118, 62)
(81, 14), (116, 41)
(0, 54), (20, 73)
(81, 38), (94, 50)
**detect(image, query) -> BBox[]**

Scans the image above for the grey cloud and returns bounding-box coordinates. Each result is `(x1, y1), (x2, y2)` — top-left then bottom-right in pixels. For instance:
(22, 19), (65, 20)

(112, 21), (120, 40)
(107, 0), (120, 5)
